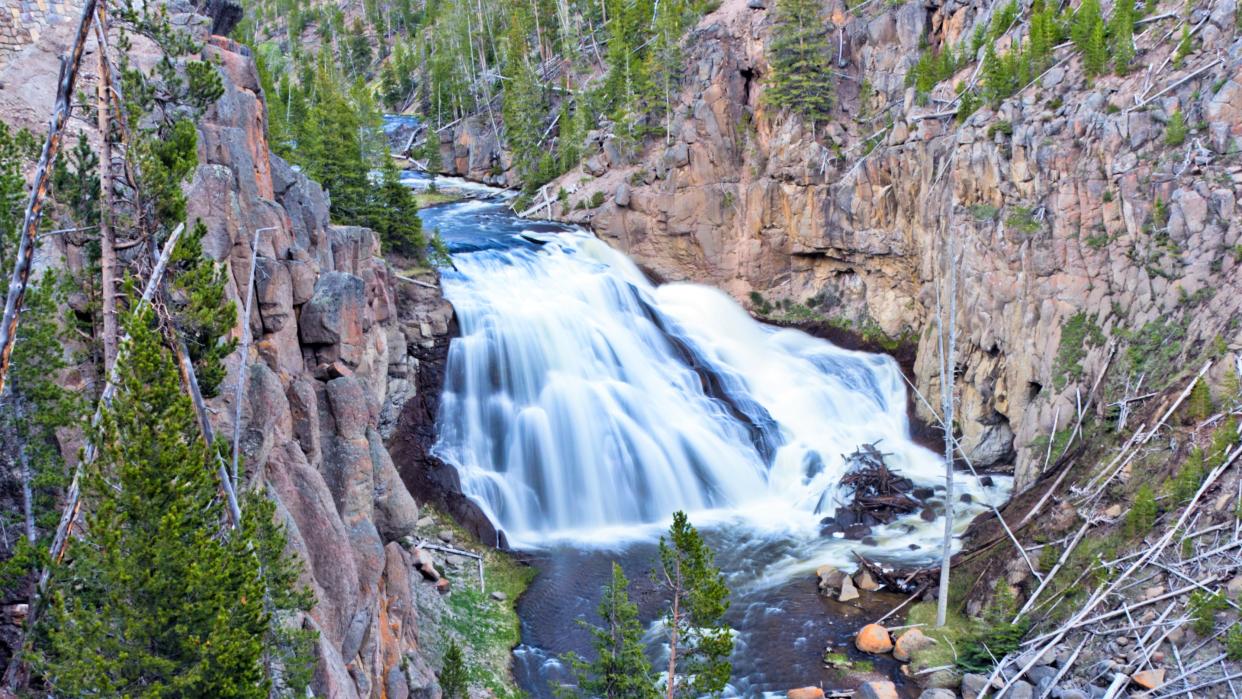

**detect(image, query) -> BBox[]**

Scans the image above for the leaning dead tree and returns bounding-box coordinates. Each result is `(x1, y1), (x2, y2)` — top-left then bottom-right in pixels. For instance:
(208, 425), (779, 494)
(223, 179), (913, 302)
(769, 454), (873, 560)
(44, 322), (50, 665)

(0, 0), (100, 397)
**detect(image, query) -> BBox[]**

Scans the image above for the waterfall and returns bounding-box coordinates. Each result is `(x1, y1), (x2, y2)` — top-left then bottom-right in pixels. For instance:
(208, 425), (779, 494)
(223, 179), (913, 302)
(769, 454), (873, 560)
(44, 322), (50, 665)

(432, 229), (988, 550)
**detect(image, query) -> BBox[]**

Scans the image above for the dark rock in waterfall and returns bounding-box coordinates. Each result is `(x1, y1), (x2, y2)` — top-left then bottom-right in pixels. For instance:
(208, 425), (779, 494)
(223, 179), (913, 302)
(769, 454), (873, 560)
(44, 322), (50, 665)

(959, 493), (974, 504)
(919, 507), (937, 522)
(844, 523), (872, 540)
(980, 475), (995, 487)
(912, 486), (935, 500)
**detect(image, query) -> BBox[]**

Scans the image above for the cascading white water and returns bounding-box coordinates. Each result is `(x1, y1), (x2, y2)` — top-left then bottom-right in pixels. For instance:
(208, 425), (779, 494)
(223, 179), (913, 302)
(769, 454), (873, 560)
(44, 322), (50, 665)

(432, 229), (1001, 550)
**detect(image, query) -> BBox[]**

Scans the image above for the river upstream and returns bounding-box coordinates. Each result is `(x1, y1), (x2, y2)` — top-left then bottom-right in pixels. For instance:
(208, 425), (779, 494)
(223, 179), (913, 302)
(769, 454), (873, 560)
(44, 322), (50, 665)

(408, 174), (1011, 697)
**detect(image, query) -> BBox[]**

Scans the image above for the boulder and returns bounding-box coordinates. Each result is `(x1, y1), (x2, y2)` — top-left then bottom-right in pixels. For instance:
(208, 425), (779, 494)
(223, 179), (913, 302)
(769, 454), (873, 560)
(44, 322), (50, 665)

(855, 568), (881, 592)
(855, 624), (893, 654)
(787, 688), (825, 699)
(918, 690), (957, 699)
(838, 575), (860, 602)
(893, 628), (934, 662)
(962, 673), (1001, 699)
(1008, 680), (1034, 699)
(1131, 669), (1165, 690)
(817, 564), (847, 594)
(858, 680), (899, 699)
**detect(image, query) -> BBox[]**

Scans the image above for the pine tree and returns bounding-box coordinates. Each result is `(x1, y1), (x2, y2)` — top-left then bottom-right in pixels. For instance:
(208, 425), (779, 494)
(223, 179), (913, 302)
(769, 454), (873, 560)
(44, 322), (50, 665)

(502, 8), (548, 186)
(168, 221), (239, 397)
(1174, 23), (1193, 67)
(564, 563), (660, 699)
(656, 512), (732, 699)
(1109, 0), (1136, 74)
(1165, 108), (1187, 146)
(765, 0), (834, 130)
(32, 308), (273, 696)
(368, 156), (427, 258)
(440, 640), (468, 699)
(50, 132), (100, 228)
(1071, 0), (1103, 53)
(1083, 17), (1108, 77)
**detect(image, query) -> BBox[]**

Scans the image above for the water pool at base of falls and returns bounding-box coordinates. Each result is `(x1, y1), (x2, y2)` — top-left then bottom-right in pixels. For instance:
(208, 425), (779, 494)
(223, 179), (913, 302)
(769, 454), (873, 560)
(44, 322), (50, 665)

(415, 180), (1011, 697)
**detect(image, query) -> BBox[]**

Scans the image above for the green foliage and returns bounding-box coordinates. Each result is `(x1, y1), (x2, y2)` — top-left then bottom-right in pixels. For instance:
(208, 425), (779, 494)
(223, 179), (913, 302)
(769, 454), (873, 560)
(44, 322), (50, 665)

(908, 46), (958, 96)
(0, 120), (38, 273)
(1109, 0), (1136, 73)
(1227, 624), (1242, 661)
(1188, 590), (1227, 635)
(1184, 379), (1213, 424)
(50, 132), (100, 228)
(1053, 311), (1105, 389)
(970, 203), (999, 221)
(440, 641), (468, 699)
(1118, 318), (1186, 383)
(502, 8), (549, 187)
(1006, 206), (1041, 234)
(957, 580), (1028, 673)
(1170, 447), (1205, 503)
(656, 512), (733, 698)
(367, 157), (427, 258)
(1125, 484), (1158, 539)
(0, 273), (82, 592)
(1174, 24), (1193, 67)
(1165, 108), (1188, 146)
(31, 308), (300, 696)
(563, 563), (660, 699)
(168, 221), (239, 397)
(132, 118), (199, 224)
(1038, 543), (1060, 572)
(1208, 416), (1239, 464)
(590, 191), (607, 208)
(766, 0), (835, 127)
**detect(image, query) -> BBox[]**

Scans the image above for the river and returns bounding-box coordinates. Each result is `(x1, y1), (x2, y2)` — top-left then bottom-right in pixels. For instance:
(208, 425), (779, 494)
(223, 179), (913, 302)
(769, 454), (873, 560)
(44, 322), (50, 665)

(408, 173), (1010, 697)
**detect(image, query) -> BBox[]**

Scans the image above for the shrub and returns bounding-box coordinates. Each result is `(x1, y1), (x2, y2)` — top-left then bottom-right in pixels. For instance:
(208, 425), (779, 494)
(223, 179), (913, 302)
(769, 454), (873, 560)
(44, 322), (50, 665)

(1188, 591), (1228, 635)
(1171, 447), (1205, 503)
(1125, 484), (1157, 539)
(1185, 379), (1213, 424)
(1165, 109), (1188, 146)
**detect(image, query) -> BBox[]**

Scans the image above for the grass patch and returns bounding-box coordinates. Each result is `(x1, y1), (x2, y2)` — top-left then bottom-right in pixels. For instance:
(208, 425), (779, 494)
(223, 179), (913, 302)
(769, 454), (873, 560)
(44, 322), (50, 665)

(415, 191), (465, 208)
(418, 506), (536, 699)
(905, 603), (977, 673)
(1053, 312), (1106, 389)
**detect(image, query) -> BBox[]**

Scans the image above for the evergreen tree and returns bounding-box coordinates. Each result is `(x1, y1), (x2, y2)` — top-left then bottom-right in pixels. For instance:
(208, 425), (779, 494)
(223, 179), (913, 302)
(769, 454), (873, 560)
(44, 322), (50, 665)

(1083, 16), (1108, 77)
(32, 308), (274, 696)
(0, 120), (37, 275)
(168, 221), (239, 397)
(440, 640), (468, 699)
(564, 563), (660, 699)
(502, 8), (549, 187)
(765, 0), (834, 129)
(1109, 0), (1136, 74)
(368, 156), (427, 258)
(1174, 23), (1193, 67)
(656, 512), (732, 699)
(50, 133), (100, 228)
(301, 56), (371, 223)
(1070, 0), (1103, 53)
(1165, 108), (1187, 146)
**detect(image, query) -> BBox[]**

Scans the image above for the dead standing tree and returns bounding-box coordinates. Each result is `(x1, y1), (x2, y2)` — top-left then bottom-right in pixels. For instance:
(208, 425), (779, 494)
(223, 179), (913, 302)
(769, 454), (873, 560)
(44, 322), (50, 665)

(0, 0), (100, 397)
(934, 224), (960, 628)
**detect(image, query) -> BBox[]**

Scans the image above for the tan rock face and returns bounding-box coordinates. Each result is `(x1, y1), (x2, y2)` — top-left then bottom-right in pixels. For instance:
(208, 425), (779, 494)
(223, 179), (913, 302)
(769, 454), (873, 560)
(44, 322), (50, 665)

(546, 0), (1242, 489)
(787, 687), (826, 699)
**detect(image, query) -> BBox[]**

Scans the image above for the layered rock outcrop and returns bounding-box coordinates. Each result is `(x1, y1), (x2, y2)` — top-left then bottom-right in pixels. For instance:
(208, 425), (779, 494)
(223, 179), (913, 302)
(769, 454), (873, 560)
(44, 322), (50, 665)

(549, 0), (1242, 487)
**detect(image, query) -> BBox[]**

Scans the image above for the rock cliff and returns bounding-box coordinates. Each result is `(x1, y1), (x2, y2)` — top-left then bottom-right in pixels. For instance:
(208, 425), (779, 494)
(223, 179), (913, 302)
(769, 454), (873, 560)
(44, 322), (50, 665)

(0, 12), (456, 697)
(192, 35), (456, 699)
(547, 0), (1242, 487)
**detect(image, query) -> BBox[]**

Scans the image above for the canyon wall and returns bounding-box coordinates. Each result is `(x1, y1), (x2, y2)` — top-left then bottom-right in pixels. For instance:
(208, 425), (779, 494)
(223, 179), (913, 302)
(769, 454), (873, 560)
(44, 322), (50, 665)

(548, 0), (1242, 487)
(0, 8), (455, 697)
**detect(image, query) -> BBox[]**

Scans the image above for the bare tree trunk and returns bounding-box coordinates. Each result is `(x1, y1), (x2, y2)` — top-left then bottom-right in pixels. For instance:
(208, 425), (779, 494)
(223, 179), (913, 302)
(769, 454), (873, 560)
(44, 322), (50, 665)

(666, 562), (680, 699)
(0, 0), (99, 398)
(97, 1), (118, 371)
(935, 227), (958, 628)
